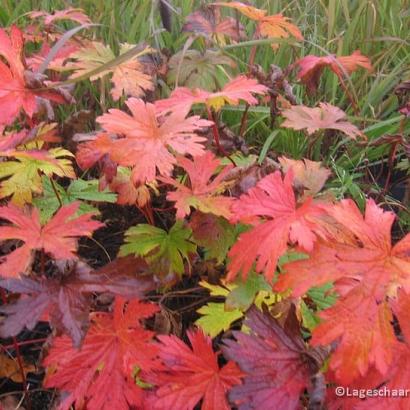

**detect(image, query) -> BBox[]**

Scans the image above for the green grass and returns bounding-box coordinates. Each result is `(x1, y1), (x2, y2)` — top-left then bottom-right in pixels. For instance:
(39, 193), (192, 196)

(1, 1), (408, 113)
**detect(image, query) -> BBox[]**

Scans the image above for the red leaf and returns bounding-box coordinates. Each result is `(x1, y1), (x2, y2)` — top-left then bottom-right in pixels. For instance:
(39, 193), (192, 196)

(0, 26), (70, 126)
(159, 152), (234, 219)
(222, 306), (327, 410)
(155, 75), (268, 114)
(281, 103), (363, 139)
(149, 328), (243, 410)
(0, 26), (36, 125)
(43, 297), (159, 410)
(0, 202), (103, 277)
(227, 170), (327, 282)
(295, 51), (373, 92)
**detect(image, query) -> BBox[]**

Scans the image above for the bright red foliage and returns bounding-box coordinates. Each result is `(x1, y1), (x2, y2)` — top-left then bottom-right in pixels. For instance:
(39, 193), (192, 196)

(149, 328), (243, 410)
(0, 202), (103, 277)
(43, 297), (159, 410)
(0, 26), (67, 126)
(227, 170), (327, 282)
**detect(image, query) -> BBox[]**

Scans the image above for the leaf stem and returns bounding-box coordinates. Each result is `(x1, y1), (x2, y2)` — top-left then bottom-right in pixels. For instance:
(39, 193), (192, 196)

(49, 177), (63, 208)
(206, 107), (236, 166)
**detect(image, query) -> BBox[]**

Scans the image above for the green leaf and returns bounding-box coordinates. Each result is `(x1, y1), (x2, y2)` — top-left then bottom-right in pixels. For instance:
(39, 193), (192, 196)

(191, 214), (236, 264)
(307, 283), (338, 310)
(225, 271), (271, 311)
(196, 303), (242, 338)
(34, 177), (117, 224)
(120, 221), (197, 276)
(300, 300), (320, 331)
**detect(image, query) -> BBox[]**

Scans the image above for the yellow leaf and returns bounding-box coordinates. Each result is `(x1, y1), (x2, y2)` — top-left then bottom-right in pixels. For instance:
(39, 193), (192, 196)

(196, 302), (243, 338)
(0, 148), (75, 206)
(199, 280), (235, 297)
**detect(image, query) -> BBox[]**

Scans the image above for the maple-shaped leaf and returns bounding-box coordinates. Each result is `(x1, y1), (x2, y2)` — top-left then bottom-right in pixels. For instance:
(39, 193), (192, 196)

(325, 292), (410, 410)
(43, 297), (159, 410)
(155, 75), (268, 115)
(69, 42), (154, 100)
(33, 176), (117, 224)
(119, 221), (197, 277)
(189, 211), (236, 264)
(281, 103), (363, 139)
(27, 8), (91, 25)
(295, 50), (373, 92)
(105, 166), (153, 207)
(167, 49), (236, 91)
(348, 290), (410, 410)
(0, 148), (75, 206)
(0, 259), (156, 346)
(0, 26), (36, 125)
(222, 306), (328, 410)
(183, 6), (244, 43)
(149, 328), (243, 410)
(195, 280), (242, 338)
(195, 273), (275, 338)
(196, 302), (243, 338)
(227, 170), (327, 282)
(0, 26), (68, 126)
(159, 152), (234, 219)
(214, 2), (303, 49)
(279, 156), (331, 198)
(88, 98), (211, 183)
(0, 202), (102, 277)
(275, 199), (410, 384)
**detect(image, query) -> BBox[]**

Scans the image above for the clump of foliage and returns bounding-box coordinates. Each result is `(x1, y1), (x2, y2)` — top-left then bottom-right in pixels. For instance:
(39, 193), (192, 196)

(0, 2), (408, 410)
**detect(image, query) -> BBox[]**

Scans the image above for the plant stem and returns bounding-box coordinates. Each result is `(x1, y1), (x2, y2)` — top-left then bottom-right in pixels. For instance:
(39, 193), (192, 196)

(49, 177), (63, 208)
(206, 107), (236, 166)
(2, 338), (48, 351)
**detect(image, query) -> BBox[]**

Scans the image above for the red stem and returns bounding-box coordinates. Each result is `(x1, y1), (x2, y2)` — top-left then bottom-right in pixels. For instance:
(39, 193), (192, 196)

(206, 107), (236, 166)
(2, 337), (48, 351)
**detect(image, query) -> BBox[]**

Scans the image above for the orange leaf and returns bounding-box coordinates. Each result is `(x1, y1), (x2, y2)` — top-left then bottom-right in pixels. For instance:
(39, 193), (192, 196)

(159, 152), (234, 219)
(77, 98), (212, 183)
(214, 2), (303, 48)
